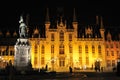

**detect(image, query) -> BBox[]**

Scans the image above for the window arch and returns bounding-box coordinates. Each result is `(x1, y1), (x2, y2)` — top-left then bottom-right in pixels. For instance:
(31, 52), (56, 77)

(59, 31), (64, 41)
(59, 44), (64, 54)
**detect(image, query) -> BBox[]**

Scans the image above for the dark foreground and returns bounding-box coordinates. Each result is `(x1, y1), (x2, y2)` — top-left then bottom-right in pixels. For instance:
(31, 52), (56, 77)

(0, 71), (120, 80)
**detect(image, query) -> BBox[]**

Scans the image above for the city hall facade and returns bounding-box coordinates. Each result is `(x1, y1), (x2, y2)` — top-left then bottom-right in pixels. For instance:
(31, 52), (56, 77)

(0, 8), (120, 72)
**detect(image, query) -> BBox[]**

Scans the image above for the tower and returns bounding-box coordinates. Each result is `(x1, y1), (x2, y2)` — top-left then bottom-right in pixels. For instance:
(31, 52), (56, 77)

(99, 16), (105, 40)
(14, 15), (31, 71)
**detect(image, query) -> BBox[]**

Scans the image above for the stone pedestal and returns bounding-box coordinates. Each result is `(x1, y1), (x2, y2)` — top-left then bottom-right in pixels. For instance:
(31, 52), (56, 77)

(14, 38), (31, 71)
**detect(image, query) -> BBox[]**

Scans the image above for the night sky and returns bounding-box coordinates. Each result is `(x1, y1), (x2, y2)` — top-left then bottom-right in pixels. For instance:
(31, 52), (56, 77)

(0, 0), (120, 31)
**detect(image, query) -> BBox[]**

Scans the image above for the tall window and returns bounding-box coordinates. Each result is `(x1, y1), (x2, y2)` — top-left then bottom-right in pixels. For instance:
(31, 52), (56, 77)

(69, 45), (72, 53)
(85, 45), (88, 54)
(106, 51), (110, 56)
(106, 60), (111, 67)
(51, 45), (54, 53)
(59, 58), (65, 67)
(112, 60), (115, 67)
(98, 45), (101, 55)
(111, 51), (114, 56)
(92, 45), (95, 55)
(59, 44), (64, 54)
(106, 44), (109, 48)
(34, 57), (37, 65)
(10, 50), (14, 55)
(79, 57), (82, 65)
(41, 45), (45, 54)
(34, 44), (37, 54)
(69, 34), (72, 41)
(117, 51), (120, 57)
(41, 57), (44, 65)
(59, 31), (64, 41)
(86, 57), (89, 65)
(79, 45), (82, 54)
(116, 44), (119, 48)
(51, 33), (54, 41)
(111, 44), (113, 48)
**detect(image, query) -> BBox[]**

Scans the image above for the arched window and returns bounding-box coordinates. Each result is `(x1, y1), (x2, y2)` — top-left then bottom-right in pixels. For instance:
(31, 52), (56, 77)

(59, 31), (64, 41)
(51, 45), (54, 53)
(41, 45), (45, 54)
(69, 45), (72, 53)
(98, 45), (101, 55)
(79, 45), (82, 54)
(85, 45), (88, 54)
(59, 44), (64, 54)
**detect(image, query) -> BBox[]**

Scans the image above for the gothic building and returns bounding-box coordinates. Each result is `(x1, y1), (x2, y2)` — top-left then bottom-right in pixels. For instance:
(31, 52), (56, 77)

(0, 8), (120, 72)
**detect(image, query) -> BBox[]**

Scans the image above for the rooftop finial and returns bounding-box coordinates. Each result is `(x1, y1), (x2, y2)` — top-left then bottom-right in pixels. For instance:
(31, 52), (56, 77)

(45, 8), (50, 23)
(100, 16), (104, 29)
(73, 8), (77, 22)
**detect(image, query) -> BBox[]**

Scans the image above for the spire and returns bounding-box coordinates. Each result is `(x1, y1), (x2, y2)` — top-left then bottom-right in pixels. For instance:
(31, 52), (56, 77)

(96, 15), (99, 25)
(107, 30), (112, 41)
(73, 8), (77, 22)
(26, 14), (30, 26)
(45, 8), (50, 23)
(100, 16), (104, 29)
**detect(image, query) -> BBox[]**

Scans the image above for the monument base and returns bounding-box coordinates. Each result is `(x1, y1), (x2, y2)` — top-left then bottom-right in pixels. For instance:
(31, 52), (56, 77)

(14, 38), (31, 71)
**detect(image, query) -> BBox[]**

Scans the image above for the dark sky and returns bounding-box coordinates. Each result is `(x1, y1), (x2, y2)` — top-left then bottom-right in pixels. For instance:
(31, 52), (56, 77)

(0, 0), (120, 31)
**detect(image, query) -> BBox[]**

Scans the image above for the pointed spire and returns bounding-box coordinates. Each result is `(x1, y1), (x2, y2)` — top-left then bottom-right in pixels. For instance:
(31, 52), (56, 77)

(96, 15), (99, 25)
(107, 30), (112, 41)
(73, 8), (77, 22)
(26, 14), (30, 26)
(45, 8), (50, 23)
(100, 16), (104, 29)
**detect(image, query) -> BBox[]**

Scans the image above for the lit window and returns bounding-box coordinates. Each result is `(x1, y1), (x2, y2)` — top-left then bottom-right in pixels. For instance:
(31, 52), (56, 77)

(106, 60), (111, 67)
(85, 45), (88, 54)
(111, 44), (113, 48)
(79, 45), (82, 54)
(98, 45), (101, 55)
(34, 45), (37, 54)
(111, 51), (114, 56)
(59, 44), (64, 54)
(41, 45), (45, 54)
(106, 51), (110, 56)
(34, 57), (37, 65)
(69, 45), (72, 53)
(51, 33), (54, 41)
(59, 58), (65, 67)
(51, 45), (54, 53)
(116, 44), (119, 48)
(106, 44), (109, 48)
(112, 60), (115, 67)
(69, 34), (72, 41)
(86, 57), (89, 65)
(41, 57), (44, 65)
(59, 31), (64, 41)
(79, 57), (82, 65)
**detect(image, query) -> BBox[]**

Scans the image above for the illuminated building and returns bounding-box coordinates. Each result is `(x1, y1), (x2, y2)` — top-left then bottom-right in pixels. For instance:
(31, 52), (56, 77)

(0, 8), (120, 72)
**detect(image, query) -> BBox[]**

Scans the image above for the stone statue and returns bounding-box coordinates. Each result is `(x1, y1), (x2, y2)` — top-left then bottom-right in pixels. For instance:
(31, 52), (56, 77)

(19, 15), (27, 38)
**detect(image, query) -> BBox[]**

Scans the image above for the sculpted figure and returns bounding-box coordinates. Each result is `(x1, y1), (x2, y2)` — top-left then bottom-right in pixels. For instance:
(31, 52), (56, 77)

(19, 15), (27, 38)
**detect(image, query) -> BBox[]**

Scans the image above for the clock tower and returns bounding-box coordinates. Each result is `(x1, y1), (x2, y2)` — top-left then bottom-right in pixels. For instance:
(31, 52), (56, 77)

(14, 15), (31, 71)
